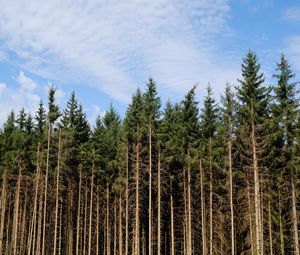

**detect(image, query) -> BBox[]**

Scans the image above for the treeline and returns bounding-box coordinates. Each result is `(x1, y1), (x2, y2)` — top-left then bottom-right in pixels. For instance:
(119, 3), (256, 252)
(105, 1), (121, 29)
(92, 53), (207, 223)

(0, 51), (299, 255)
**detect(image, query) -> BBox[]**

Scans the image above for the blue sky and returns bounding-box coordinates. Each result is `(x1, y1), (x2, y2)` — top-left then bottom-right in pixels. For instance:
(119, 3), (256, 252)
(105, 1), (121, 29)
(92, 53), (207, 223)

(0, 0), (299, 125)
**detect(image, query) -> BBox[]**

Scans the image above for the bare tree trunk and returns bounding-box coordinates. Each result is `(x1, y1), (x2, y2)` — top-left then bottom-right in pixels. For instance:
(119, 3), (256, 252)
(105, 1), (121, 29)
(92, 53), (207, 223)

(209, 138), (213, 255)
(268, 196), (273, 255)
(135, 141), (140, 255)
(76, 170), (82, 255)
(58, 204), (62, 255)
(279, 191), (285, 255)
(183, 167), (187, 255)
(54, 129), (62, 255)
(0, 169), (7, 254)
(114, 195), (117, 255)
(125, 144), (129, 255)
(96, 188), (100, 255)
(247, 181), (254, 255)
(119, 193), (123, 255)
(228, 139), (235, 255)
(149, 125), (152, 255)
(36, 187), (43, 255)
(170, 177), (175, 255)
(28, 145), (41, 255)
(83, 187), (88, 255)
(157, 147), (161, 255)
(42, 123), (51, 255)
(251, 109), (262, 255)
(12, 165), (22, 255)
(107, 182), (111, 255)
(187, 150), (192, 255)
(291, 176), (299, 255)
(88, 171), (94, 255)
(200, 158), (206, 255)
(20, 187), (28, 255)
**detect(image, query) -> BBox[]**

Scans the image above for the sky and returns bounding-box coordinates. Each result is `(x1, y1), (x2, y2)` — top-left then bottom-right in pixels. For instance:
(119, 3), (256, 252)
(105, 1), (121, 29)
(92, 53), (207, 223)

(0, 0), (300, 125)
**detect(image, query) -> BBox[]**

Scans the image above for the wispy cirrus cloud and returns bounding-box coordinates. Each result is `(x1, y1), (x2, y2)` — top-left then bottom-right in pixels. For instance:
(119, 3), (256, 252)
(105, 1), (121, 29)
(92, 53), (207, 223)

(0, 0), (236, 102)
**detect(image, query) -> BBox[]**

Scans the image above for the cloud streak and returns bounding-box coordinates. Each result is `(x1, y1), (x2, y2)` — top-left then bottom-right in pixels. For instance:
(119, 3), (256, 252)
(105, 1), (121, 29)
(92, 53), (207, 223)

(0, 0), (236, 102)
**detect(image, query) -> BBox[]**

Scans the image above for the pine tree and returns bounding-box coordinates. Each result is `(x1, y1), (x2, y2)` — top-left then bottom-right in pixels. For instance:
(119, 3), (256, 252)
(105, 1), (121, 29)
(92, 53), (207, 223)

(272, 54), (299, 255)
(236, 50), (270, 255)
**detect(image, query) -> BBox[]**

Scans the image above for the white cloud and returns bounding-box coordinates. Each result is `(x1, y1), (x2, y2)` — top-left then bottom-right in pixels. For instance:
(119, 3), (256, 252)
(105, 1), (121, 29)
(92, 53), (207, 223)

(16, 71), (38, 91)
(0, 78), (41, 125)
(282, 7), (300, 22)
(0, 0), (234, 102)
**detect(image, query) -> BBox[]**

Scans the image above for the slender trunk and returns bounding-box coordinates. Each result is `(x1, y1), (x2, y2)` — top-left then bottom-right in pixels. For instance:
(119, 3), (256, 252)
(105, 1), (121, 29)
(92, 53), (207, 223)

(209, 137), (213, 255)
(42, 123), (51, 255)
(58, 204), (62, 255)
(279, 191), (285, 255)
(36, 186), (43, 255)
(28, 145), (41, 255)
(12, 165), (22, 255)
(83, 187), (88, 255)
(96, 188), (100, 255)
(88, 171), (94, 255)
(119, 193), (123, 255)
(114, 195), (117, 255)
(53, 129), (62, 255)
(187, 150), (192, 255)
(251, 106), (261, 255)
(20, 187), (28, 254)
(0, 169), (7, 253)
(76, 170), (82, 255)
(170, 177), (175, 255)
(125, 144), (129, 255)
(157, 148), (161, 255)
(268, 196), (273, 255)
(228, 139), (235, 255)
(107, 182), (111, 255)
(135, 141), (140, 255)
(291, 176), (299, 255)
(149, 125), (152, 255)
(247, 181), (254, 255)
(183, 167), (187, 255)
(200, 158), (206, 255)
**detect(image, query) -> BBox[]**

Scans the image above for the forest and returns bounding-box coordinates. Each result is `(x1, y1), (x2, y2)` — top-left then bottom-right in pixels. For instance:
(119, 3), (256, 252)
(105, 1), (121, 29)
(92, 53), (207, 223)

(0, 50), (299, 255)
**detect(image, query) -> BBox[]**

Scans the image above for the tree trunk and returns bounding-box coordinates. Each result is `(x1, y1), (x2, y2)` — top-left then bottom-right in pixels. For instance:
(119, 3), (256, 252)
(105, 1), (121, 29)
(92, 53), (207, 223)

(28, 145), (41, 255)
(12, 165), (22, 255)
(88, 172), (94, 255)
(135, 141), (140, 255)
(53, 129), (62, 255)
(291, 176), (299, 255)
(247, 181), (254, 255)
(200, 158), (206, 255)
(279, 191), (285, 255)
(209, 137), (213, 255)
(76, 170), (82, 255)
(157, 147), (161, 255)
(114, 195), (117, 255)
(0, 169), (7, 254)
(149, 125), (152, 255)
(96, 188), (100, 255)
(187, 150), (192, 255)
(42, 122), (51, 255)
(107, 182), (111, 255)
(170, 177), (175, 255)
(251, 107), (262, 255)
(228, 139), (235, 255)
(125, 144), (129, 255)
(119, 193), (123, 255)
(268, 196), (273, 255)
